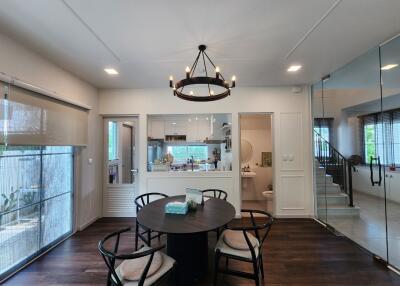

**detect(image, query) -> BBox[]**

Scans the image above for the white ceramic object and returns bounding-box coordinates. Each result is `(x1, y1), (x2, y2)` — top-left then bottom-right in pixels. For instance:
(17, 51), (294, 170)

(241, 171), (256, 178)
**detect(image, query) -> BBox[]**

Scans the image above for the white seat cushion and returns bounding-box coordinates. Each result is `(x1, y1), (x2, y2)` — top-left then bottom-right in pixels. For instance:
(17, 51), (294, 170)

(119, 247), (163, 281)
(216, 230), (259, 260)
(223, 229), (258, 250)
(113, 247), (175, 286)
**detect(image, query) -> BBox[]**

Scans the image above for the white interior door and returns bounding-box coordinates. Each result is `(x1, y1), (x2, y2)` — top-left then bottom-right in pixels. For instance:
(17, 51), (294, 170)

(103, 117), (138, 217)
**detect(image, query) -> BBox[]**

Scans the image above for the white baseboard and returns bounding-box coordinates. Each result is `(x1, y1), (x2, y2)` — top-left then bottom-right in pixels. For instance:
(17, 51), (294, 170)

(78, 216), (99, 231)
(274, 214), (314, 218)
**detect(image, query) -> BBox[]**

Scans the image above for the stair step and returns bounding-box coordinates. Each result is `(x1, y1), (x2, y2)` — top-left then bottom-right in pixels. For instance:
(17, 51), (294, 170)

(317, 183), (341, 193)
(317, 193), (348, 205)
(318, 205), (360, 217)
(316, 177), (333, 185)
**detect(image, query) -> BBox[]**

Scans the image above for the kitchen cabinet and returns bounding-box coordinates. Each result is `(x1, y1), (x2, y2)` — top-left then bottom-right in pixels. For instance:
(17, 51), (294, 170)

(386, 171), (400, 203)
(196, 119), (211, 141)
(165, 120), (187, 135)
(186, 120), (197, 142)
(148, 120), (165, 139)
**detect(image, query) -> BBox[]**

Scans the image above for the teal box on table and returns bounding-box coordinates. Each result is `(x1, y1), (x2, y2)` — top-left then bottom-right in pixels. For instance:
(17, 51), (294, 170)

(165, 201), (188, 215)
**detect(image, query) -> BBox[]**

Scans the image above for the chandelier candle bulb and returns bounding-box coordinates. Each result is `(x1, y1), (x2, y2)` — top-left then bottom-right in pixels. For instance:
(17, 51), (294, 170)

(169, 75), (173, 88)
(215, 66), (220, 79)
(185, 66), (190, 78)
(231, 75), (236, 88)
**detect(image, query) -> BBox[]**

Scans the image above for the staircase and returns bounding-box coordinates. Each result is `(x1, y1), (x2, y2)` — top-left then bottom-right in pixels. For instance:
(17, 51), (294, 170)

(316, 160), (360, 217)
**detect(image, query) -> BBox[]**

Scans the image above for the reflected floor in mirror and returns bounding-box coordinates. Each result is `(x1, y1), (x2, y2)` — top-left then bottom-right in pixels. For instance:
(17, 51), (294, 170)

(328, 191), (400, 269)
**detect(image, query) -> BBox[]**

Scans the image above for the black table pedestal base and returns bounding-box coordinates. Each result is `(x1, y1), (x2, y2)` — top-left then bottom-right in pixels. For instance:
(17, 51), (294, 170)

(167, 232), (208, 285)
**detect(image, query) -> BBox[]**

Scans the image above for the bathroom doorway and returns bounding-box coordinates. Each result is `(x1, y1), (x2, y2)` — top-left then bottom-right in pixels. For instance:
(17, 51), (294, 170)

(239, 113), (274, 214)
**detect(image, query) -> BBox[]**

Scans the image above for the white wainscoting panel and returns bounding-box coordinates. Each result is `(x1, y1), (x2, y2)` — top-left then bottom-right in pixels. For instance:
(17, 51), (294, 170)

(280, 112), (303, 171)
(103, 184), (136, 217)
(280, 175), (305, 210)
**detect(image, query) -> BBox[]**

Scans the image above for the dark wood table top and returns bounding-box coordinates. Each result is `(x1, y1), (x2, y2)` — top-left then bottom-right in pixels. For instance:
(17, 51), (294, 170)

(137, 195), (236, 234)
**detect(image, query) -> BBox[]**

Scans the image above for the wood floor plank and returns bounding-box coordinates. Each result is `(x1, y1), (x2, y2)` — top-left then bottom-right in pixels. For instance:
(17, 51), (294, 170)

(2, 218), (400, 285)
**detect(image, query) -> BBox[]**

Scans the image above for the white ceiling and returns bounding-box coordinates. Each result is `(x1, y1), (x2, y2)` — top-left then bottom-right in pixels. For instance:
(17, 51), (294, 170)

(0, 0), (399, 89)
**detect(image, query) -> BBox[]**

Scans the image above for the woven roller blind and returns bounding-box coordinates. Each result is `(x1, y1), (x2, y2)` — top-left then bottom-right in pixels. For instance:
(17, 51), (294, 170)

(0, 82), (88, 146)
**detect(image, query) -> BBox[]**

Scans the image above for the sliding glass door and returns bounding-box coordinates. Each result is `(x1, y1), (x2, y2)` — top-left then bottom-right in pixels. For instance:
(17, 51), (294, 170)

(0, 146), (74, 279)
(380, 35), (400, 270)
(0, 81), (80, 280)
(313, 34), (400, 271)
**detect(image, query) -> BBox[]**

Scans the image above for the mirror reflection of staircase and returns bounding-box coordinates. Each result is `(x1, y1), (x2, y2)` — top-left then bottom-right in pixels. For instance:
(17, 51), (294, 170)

(316, 161), (360, 217)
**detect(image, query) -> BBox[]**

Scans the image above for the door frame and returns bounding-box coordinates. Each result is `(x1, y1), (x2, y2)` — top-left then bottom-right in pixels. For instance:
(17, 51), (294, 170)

(102, 116), (139, 217)
(238, 112), (276, 215)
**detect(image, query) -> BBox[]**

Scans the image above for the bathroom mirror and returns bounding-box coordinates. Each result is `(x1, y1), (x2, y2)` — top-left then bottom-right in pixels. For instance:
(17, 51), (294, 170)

(241, 139), (253, 163)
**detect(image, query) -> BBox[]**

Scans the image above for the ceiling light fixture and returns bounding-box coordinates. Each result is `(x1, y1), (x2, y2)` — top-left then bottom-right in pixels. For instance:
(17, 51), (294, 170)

(287, 65), (302, 72)
(169, 45), (236, 101)
(381, 64), (398, 70)
(104, 68), (119, 75)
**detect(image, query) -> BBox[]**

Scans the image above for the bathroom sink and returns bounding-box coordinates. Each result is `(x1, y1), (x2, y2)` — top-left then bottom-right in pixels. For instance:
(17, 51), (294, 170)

(241, 171), (256, 178)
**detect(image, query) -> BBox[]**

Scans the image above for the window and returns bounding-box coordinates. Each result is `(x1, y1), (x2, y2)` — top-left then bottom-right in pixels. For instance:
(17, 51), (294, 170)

(167, 145), (208, 164)
(314, 118), (333, 157)
(0, 146), (74, 279)
(108, 121), (118, 161)
(361, 110), (400, 166)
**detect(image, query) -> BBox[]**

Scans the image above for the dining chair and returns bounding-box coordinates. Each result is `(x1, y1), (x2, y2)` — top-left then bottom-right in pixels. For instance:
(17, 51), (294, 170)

(98, 227), (176, 286)
(202, 189), (228, 201)
(202, 189), (228, 239)
(134, 192), (169, 250)
(213, 209), (274, 286)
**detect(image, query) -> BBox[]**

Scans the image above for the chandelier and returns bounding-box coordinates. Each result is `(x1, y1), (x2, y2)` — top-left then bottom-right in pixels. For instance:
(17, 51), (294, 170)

(169, 45), (236, 102)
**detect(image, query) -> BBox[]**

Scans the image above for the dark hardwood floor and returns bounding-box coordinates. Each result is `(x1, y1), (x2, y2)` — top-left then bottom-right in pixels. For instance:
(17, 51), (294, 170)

(3, 218), (400, 285)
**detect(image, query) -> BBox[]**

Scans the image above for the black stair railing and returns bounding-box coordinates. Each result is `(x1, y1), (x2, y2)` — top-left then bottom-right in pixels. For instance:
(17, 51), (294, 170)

(314, 130), (354, 207)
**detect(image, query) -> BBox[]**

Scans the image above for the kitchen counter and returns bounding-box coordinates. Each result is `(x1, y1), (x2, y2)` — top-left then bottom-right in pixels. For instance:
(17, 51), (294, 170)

(147, 170), (233, 178)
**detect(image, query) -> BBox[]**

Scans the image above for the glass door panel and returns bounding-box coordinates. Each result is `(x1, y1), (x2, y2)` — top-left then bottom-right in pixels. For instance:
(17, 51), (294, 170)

(380, 35), (400, 269)
(0, 83), (74, 279)
(315, 47), (388, 262)
(312, 81), (328, 223)
(103, 118), (138, 217)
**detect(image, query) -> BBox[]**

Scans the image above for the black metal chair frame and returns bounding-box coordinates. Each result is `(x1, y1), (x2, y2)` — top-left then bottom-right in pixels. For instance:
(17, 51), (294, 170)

(213, 209), (274, 286)
(98, 227), (176, 286)
(202, 189), (228, 239)
(202, 189), (228, 200)
(134, 192), (168, 250)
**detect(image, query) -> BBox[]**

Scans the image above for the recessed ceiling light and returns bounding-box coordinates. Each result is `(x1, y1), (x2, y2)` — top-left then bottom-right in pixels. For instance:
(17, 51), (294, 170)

(104, 68), (119, 75)
(381, 64), (398, 70)
(287, 65), (302, 72)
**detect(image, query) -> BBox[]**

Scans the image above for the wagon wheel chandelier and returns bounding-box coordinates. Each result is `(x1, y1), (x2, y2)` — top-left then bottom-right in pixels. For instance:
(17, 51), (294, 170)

(169, 44), (236, 102)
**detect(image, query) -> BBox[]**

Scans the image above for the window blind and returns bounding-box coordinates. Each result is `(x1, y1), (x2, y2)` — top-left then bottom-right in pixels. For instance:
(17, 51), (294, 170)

(0, 82), (88, 146)
(360, 108), (400, 166)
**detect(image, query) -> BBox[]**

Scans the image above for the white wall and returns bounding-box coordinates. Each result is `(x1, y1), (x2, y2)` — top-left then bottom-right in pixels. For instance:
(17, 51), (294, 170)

(0, 32), (101, 230)
(99, 86), (314, 218)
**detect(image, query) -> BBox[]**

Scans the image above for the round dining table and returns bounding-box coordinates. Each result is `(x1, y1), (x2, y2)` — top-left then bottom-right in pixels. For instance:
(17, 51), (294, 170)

(137, 195), (235, 285)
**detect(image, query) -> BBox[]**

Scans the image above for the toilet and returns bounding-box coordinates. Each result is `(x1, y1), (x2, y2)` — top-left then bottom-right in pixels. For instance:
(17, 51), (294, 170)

(262, 190), (273, 212)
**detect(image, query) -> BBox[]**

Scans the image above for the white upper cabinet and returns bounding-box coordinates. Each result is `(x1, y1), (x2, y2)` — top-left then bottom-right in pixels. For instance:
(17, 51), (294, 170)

(165, 120), (187, 135)
(148, 120), (165, 139)
(148, 114), (230, 142)
(196, 118), (211, 141)
(186, 119), (197, 142)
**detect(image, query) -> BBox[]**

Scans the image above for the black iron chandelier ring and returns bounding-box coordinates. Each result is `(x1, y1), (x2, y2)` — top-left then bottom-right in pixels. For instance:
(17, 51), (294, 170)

(169, 44), (236, 102)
